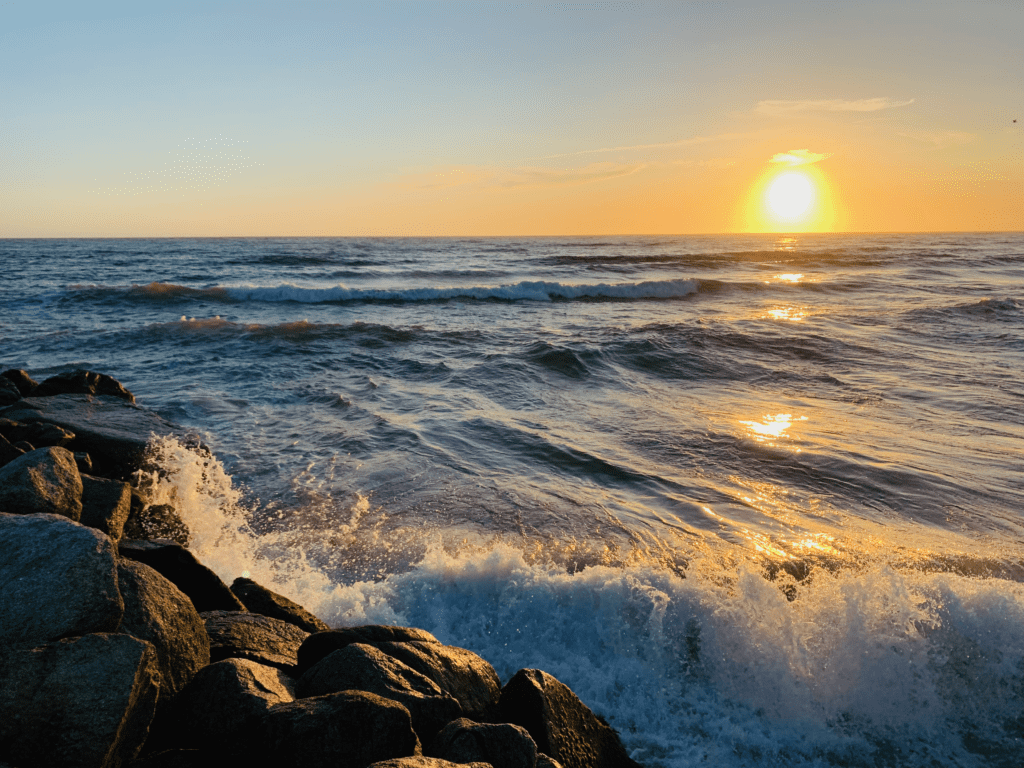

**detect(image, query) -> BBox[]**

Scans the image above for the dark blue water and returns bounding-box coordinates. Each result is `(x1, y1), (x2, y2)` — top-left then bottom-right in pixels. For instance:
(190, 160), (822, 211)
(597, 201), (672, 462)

(3, 233), (1023, 766)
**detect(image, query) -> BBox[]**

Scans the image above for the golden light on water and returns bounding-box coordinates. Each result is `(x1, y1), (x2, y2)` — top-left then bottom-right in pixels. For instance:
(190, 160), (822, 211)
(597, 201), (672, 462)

(766, 307), (807, 321)
(740, 413), (807, 440)
(775, 273), (804, 282)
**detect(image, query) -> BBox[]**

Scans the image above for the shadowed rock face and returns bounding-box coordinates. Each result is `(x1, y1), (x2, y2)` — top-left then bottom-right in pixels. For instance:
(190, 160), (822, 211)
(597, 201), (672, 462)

(117, 558), (211, 700)
(499, 670), (641, 768)
(0, 446), (83, 520)
(202, 610), (309, 672)
(0, 377), (20, 407)
(160, 658), (295, 753)
(0, 512), (123, 646)
(1, 369), (38, 397)
(257, 690), (422, 768)
(297, 625), (440, 673)
(427, 718), (538, 768)
(230, 577), (330, 634)
(119, 539), (246, 613)
(0, 633), (160, 768)
(297, 643), (462, 741)
(80, 474), (132, 542)
(0, 394), (181, 479)
(32, 369), (136, 403)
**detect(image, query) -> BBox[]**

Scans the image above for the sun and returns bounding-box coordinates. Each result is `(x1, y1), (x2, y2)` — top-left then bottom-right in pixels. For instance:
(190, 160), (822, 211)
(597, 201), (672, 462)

(767, 172), (814, 220)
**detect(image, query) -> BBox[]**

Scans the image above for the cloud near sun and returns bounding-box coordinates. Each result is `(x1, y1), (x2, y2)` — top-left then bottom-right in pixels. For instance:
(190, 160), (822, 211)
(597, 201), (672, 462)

(755, 97), (914, 116)
(769, 149), (830, 167)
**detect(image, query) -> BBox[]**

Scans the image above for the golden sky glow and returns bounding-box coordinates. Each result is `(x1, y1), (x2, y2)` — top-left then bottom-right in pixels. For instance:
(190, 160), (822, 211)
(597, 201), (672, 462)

(0, 2), (1021, 237)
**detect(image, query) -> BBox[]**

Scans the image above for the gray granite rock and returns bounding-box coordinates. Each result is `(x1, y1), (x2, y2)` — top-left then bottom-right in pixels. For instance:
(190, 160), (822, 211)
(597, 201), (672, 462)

(427, 718), (537, 768)
(257, 690), (421, 768)
(0, 632), (160, 768)
(376, 641), (501, 723)
(0, 394), (182, 479)
(1, 368), (38, 397)
(81, 474), (132, 542)
(297, 643), (461, 741)
(202, 610), (308, 672)
(0, 445), (83, 520)
(117, 558), (211, 700)
(230, 577), (330, 634)
(160, 658), (295, 753)
(32, 369), (136, 402)
(0, 512), (123, 645)
(297, 625), (439, 673)
(119, 538), (246, 613)
(0, 419), (75, 448)
(499, 669), (640, 768)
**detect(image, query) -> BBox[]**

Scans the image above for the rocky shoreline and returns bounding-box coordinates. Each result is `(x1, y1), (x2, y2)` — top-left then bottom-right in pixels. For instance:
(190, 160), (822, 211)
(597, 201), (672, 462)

(0, 369), (642, 768)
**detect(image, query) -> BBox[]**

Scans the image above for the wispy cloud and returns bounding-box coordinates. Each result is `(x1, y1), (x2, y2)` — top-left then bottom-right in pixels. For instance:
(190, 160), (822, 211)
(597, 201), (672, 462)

(533, 132), (750, 160)
(898, 129), (975, 148)
(769, 149), (830, 167)
(394, 162), (647, 192)
(755, 97), (914, 116)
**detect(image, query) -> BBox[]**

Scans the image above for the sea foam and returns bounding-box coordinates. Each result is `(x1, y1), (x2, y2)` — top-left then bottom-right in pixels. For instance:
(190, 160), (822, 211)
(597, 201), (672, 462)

(142, 436), (1024, 768)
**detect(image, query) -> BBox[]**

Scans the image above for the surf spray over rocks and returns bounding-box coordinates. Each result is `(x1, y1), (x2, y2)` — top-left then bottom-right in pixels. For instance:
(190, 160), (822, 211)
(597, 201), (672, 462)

(0, 369), (641, 768)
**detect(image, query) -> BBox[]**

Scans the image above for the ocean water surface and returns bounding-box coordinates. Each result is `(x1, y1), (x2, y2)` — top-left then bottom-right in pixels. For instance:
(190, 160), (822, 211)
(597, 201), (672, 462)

(2, 233), (1023, 766)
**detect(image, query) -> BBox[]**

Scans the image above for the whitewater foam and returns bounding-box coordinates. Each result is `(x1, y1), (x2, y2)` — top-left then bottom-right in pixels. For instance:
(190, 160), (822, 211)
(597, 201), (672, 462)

(143, 436), (1024, 768)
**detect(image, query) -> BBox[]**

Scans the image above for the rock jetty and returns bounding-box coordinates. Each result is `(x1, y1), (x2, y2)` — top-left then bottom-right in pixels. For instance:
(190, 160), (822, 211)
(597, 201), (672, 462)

(0, 369), (643, 768)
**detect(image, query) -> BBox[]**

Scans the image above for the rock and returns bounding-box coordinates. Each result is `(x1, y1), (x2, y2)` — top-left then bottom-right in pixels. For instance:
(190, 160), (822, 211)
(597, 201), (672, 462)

(297, 625), (439, 673)
(117, 558), (211, 700)
(375, 641), (501, 723)
(296, 643), (461, 741)
(32, 368), (136, 402)
(123, 503), (191, 546)
(118, 538), (246, 613)
(202, 610), (308, 672)
(230, 577), (330, 634)
(0, 419), (75, 448)
(0, 394), (183, 479)
(1, 368), (38, 397)
(499, 670), (640, 768)
(158, 658), (294, 754)
(0, 377), (20, 406)
(0, 445), (83, 520)
(13, 440), (34, 452)
(0, 512), (123, 645)
(81, 474), (132, 541)
(0, 433), (23, 469)
(76, 451), (94, 473)
(427, 718), (537, 768)
(370, 759), (492, 768)
(0, 632), (160, 768)
(257, 690), (421, 768)
(536, 756), (565, 768)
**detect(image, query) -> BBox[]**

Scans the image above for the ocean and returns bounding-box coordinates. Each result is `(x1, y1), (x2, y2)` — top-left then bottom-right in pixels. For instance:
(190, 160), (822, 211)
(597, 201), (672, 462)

(2, 233), (1023, 767)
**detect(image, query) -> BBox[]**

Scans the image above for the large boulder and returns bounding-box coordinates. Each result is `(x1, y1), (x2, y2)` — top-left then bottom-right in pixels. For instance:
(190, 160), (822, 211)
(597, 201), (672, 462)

(118, 539), (246, 613)
(296, 643), (461, 741)
(202, 610), (308, 672)
(0, 419), (75, 448)
(81, 475), (132, 542)
(117, 558), (210, 700)
(0, 632), (160, 768)
(32, 369), (136, 403)
(498, 670), (640, 768)
(0, 394), (182, 479)
(157, 658), (294, 754)
(0, 512), (123, 646)
(1, 368), (38, 397)
(297, 625), (439, 673)
(427, 718), (537, 768)
(0, 445), (83, 520)
(256, 690), (421, 768)
(230, 577), (330, 634)
(375, 641), (501, 723)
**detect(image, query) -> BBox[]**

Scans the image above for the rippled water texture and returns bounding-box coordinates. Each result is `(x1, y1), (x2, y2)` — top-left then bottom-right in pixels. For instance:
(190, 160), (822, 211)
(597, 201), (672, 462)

(3, 233), (1023, 766)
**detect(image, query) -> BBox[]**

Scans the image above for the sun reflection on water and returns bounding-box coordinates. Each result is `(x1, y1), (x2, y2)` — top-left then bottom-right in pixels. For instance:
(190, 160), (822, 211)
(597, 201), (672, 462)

(766, 306), (807, 321)
(740, 412), (807, 440)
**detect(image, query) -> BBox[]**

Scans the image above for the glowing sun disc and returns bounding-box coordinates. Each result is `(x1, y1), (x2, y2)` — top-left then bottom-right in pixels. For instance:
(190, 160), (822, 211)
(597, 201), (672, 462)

(767, 172), (814, 219)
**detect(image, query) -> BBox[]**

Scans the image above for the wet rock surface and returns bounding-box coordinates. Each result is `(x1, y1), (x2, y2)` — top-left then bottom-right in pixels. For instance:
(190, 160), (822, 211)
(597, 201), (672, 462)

(119, 539), (246, 613)
(202, 610), (309, 672)
(230, 576), (330, 634)
(297, 625), (440, 673)
(81, 474), (133, 542)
